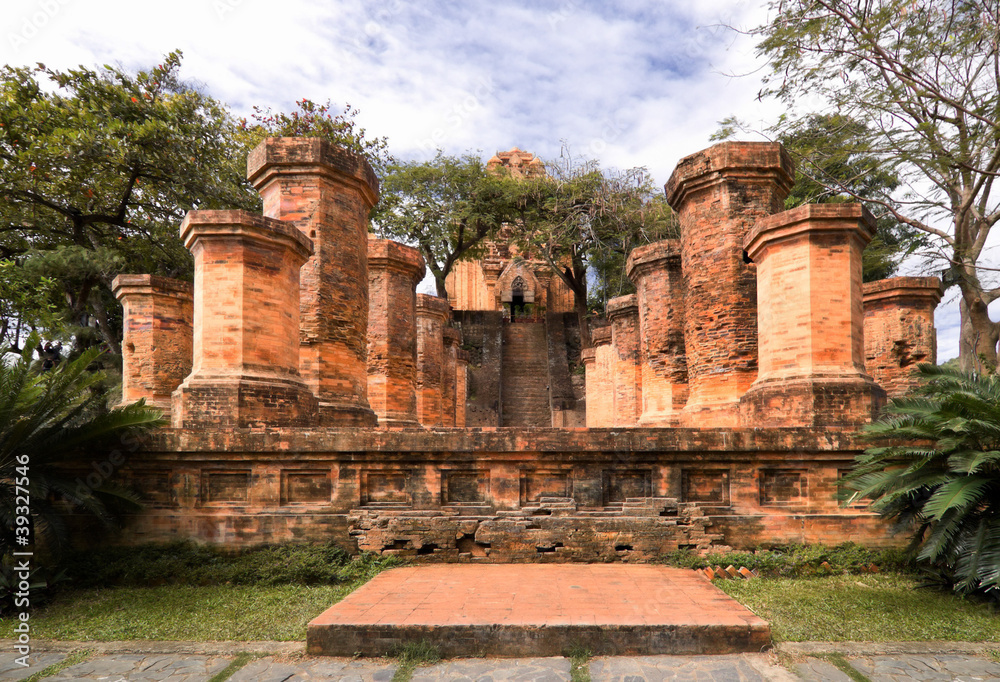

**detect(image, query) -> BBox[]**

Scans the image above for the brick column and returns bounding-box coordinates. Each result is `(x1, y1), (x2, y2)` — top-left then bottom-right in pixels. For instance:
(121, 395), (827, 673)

(171, 210), (318, 428)
(626, 240), (688, 426)
(455, 349), (469, 427)
(864, 276), (942, 399)
(665, 141), (794, 427)
(608, 295), (642, 427)
(367, 238), (425, 428)
(442, 327), (461, 427)
(740, 204), (886, 427)
(112, 275), (193, 413)
(247, 137), (378, 426)
(416, 294), (449, 427)
(583, 327), (614, 427)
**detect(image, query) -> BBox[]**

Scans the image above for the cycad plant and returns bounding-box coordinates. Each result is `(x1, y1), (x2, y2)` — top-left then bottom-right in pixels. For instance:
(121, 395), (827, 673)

(846, 364), (1000, 594)
(0, 334), (164, 558)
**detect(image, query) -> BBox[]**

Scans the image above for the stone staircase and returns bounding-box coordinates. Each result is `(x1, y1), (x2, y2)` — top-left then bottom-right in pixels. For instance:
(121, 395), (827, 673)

(501, 322), (550, 427)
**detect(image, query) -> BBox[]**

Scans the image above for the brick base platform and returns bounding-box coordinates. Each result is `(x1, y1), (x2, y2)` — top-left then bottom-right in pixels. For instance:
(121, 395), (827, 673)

(307, 564), (770, 657)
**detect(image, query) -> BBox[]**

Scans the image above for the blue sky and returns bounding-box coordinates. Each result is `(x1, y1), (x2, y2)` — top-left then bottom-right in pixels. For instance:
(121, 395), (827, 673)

(4, 0), (992, 360)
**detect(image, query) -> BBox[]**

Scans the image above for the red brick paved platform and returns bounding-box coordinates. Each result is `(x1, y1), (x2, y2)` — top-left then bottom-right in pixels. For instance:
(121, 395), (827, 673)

(307, 564), (771, 657)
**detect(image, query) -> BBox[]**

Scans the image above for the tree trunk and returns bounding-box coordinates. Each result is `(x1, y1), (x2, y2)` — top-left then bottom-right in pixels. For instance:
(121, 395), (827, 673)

(958, 288), (1000, 373)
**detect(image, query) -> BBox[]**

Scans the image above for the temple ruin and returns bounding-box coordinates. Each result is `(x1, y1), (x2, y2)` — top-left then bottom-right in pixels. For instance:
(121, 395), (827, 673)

(108, 137), (941, 560)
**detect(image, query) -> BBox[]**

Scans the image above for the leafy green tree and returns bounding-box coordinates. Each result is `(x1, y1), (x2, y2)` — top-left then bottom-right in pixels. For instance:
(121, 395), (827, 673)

(0, 51), (252, 355)
(237, 99), (392, 178)
(373, 152), (522, 298)
(778, 114), (924, 282)
(752, 0), (1000, 371)
(1, 335), (164, 561)
(847, 364), (1000, 595)
(515, 153), (677, 345)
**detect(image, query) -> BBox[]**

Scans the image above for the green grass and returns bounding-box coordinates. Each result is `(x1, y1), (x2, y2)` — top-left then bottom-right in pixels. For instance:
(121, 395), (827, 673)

(718, 573), (1000, 642)
(566, 645), (592, 682)
(391, 641), (440, 682)
(23, 649), (91, 682)
(0, 583), (358, 641)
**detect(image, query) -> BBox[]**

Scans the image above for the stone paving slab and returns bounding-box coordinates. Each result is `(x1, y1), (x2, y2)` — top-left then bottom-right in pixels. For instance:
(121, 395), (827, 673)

(792, 658), (854, 681)
(0, 652), (66, 681)
(230, 656), (397, 681)
(590, 654), (796, 681)
(411, 656), (571, 681)
(43, 653), (232, 681)
(308, 564), (770, 657)
(848, 653), (1000, 681)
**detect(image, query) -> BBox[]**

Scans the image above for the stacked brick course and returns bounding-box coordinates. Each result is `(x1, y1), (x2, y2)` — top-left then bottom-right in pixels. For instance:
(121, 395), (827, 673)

(248, 138), (378, 426)
(442, 328), (461, 427)
(112, 275), (193, 414)
(608, 295), (642, 427)
(626, 240), (688, 426)
(416, 294), (450, 427)
(864, 277), (942, 398)
(665, 142), (794, 427)
(171, 210), (318, 428)
(367, 239), (425, 428)
(740, 204), (886, 426)
(583, 327), (614, 427)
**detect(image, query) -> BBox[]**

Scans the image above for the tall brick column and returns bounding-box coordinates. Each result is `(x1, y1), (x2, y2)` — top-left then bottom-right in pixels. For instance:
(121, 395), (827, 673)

(416, 294), (449, 427)
(455, 349), (469, 427)
(247, 137), (378, 426)
(864, 276), (942, 399)
(367, 239), (425, 428)
(171, 210), (318, 428)
(665, 141), (794, 427)
(583, 327), (613, 427)
(442, 327), (461, 427)
(608, 295), (642, 427)
(112, 275), (193, 413)
(626, 240), (688, 426)
(740, 204), (885, 427)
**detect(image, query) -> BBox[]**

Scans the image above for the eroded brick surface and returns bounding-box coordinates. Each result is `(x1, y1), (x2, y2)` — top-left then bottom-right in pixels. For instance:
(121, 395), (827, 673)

(608, 295), (642, 427)
(367, 239), (425, 428)
(416, 295), (450, 427)
(665, 141), (794, 427)
(248, 137), (378, 426)
(626, 240), (688, 426)
(740, 204), (886, 427)
(864, 277), (942, 399)
(113, 275), (193, 413)
(171, 210), (318, 428)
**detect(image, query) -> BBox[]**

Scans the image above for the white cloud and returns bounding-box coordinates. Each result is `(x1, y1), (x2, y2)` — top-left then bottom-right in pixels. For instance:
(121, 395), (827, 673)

(3, 0), (995, 359)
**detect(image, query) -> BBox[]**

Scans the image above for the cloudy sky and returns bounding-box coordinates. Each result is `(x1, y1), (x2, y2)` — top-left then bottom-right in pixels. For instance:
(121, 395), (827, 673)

(3, 0), (993, 360)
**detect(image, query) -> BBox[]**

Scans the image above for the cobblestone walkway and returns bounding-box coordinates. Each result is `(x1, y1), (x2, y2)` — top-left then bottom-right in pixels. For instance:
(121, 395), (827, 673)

(3, 642), (1000, 681)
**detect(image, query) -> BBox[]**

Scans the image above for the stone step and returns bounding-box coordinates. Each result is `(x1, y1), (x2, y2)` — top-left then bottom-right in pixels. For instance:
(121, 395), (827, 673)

(307, 564), (771, 657)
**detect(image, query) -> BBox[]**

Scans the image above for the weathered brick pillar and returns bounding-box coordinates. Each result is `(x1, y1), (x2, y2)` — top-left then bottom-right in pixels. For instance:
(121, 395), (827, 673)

(367, 238), (425, 428)
(583, 326), (614, 427)
(608, 295), (642, 427)
(455, 349), (469, 427)
(172, 210), (318, 428)
(626, 240), (688, 426)
(740, 204), (885, 427)
(665, 141), (794, 427)
(112, 275), (193, 413)
(416, 294), (449, 427)
(864, 276), (942, 399)
(247, 137), (378, 426)
(442, 327), (461, 427)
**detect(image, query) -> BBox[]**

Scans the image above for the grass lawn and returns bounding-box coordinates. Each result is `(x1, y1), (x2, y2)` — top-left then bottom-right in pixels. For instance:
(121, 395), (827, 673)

(718, 573), (1000, 642)
(0, 583), (357, 641)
